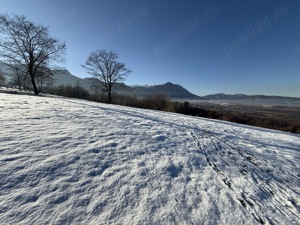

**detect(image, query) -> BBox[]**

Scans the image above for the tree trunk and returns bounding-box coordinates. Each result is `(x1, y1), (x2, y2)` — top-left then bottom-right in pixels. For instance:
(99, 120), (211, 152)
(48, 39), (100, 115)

(30, 75), (39, 95)
(18, 80), (21, 91)
(108, 91), (112, 104)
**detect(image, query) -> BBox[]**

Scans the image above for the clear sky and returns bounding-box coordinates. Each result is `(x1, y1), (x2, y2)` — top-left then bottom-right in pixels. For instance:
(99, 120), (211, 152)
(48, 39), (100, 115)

(1, 0), (300, 97)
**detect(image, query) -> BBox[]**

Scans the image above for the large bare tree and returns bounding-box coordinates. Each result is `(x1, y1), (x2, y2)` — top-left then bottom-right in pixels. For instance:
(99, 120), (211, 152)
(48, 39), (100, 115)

(82, 49), (131, 103)
(0, 14), (66, 94)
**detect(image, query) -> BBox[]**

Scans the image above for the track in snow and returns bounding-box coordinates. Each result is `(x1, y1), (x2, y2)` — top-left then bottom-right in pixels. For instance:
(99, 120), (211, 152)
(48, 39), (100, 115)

(186, 120), (300, 225)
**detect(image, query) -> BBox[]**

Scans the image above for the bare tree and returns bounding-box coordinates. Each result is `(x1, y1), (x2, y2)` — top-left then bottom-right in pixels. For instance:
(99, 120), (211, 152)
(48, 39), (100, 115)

(0, 14), (66, 94)
(82, 49), (131, 103)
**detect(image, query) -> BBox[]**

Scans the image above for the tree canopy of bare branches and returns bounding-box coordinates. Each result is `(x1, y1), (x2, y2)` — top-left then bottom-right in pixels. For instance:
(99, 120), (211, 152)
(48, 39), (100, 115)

(0, 14), (66, 94)
(82, 49), (131, 103)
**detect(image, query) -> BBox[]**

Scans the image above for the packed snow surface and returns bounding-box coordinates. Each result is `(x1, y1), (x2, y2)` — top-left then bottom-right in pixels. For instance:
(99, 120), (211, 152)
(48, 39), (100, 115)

(0, 93), (299, 225)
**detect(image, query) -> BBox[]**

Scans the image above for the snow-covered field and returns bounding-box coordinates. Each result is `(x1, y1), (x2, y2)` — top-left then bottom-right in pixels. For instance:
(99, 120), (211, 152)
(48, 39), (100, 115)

(0, 93), (299, 225)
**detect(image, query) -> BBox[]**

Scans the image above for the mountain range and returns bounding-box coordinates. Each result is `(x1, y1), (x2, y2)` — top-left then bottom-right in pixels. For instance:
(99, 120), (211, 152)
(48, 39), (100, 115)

(51, 70), (201, 99)
(0, 66), (199, 99)
(1, 64), (299, 103)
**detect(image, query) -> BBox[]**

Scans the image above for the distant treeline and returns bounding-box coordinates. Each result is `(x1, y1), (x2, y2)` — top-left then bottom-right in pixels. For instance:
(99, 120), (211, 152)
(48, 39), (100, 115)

(2, 84), (299, 134)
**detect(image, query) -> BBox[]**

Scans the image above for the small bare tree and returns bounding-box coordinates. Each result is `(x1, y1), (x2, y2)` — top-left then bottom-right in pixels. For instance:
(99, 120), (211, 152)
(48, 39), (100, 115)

(35, 64), (54, 92)
(0, 14), (66, 94)
(82, 49), (131, 103)
(9, 65), (28, 91)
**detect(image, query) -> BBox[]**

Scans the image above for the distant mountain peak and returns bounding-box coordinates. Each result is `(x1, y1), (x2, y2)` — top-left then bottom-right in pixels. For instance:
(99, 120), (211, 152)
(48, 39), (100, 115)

(146, 82), (200, 99)
(164, 82), (174, 85)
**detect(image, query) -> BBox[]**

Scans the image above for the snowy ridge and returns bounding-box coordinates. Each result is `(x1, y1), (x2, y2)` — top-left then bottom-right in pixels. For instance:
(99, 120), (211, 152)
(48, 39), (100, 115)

(0, 93), (299, 224)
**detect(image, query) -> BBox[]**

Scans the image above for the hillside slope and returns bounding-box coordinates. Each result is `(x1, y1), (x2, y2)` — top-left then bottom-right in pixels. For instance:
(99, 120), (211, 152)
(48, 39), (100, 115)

(0, 93), (299, 224)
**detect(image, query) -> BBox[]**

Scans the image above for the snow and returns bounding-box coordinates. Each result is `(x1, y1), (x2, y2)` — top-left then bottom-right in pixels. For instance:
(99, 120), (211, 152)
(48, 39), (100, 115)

(0, 93), (299, 225)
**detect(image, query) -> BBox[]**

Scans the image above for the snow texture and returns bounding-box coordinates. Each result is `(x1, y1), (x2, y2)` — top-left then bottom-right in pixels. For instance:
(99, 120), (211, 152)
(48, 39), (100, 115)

(0, 93), (299, 225)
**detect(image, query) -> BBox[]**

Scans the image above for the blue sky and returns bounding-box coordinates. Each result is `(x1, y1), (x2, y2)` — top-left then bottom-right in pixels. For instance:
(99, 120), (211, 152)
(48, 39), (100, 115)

(1, 0), (300, 97)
